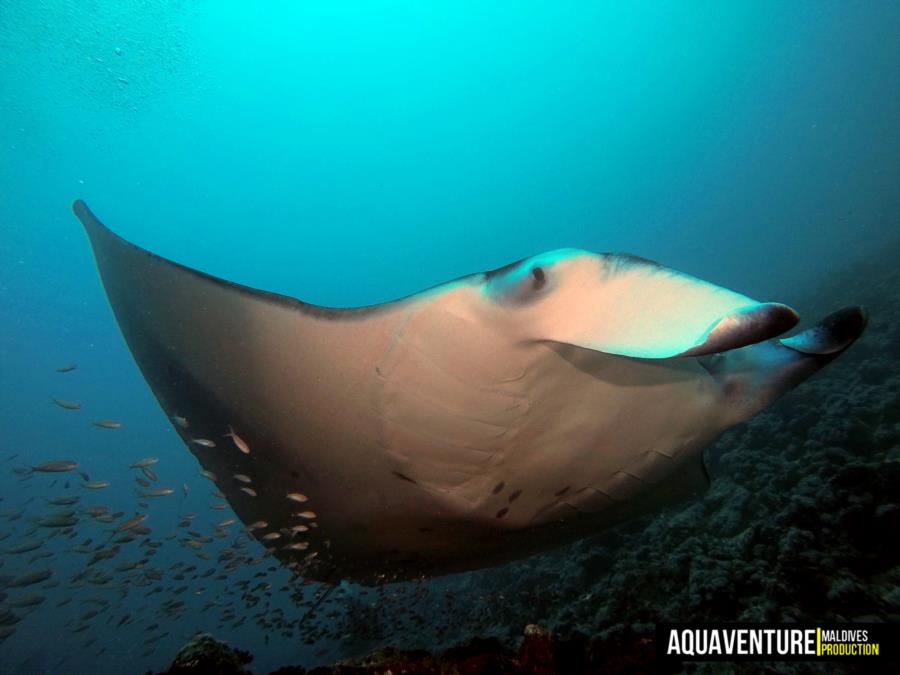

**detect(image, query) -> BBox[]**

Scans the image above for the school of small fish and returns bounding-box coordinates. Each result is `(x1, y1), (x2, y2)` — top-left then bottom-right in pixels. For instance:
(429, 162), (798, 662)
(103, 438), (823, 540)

(0, 362), (471, 672)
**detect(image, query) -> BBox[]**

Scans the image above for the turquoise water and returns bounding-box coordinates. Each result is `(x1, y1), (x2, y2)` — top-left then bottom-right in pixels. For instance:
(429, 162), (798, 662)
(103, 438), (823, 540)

(1, 2), (898, 673)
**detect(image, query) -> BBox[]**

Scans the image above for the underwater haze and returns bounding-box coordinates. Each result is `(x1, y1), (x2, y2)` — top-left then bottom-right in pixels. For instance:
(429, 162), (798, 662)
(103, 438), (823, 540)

(1, 2), (899, 673)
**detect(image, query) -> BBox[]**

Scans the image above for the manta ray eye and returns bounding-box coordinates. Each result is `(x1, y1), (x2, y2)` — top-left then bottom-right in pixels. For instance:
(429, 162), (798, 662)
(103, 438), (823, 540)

(531, 267), (546, 290)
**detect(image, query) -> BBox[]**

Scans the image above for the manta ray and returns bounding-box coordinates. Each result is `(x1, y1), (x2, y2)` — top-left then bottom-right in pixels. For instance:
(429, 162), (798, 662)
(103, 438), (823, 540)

(74, 200), (866, 584)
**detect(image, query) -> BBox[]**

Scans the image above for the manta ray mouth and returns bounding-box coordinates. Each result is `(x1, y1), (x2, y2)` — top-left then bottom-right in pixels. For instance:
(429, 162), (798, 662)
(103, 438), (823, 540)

(780, 306), (868, 357)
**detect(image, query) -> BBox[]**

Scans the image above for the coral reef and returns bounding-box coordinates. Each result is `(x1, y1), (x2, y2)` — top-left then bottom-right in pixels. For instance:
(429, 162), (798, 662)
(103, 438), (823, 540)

(160, 633), (253, 675)
(166, 624), (654, 674)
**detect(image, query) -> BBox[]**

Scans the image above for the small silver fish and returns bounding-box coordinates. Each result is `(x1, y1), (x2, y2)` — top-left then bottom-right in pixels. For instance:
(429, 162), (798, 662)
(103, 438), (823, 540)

(88, 545), (120, 565)
(114, 514), (147, 533)
(282, 541), (309, 551)
(31, 460), (79, 473)
(4, 540), (43, 554)
(172, 415), (189, 428)
(192, 438), (216, 448)
(36, 515), (79, 528)
(56, 363), (78, 373)
(92, 420), (122, 429)
(46, 496), (80, 505)
(8, 569), (52, 587)
(286, 492), (308, 503)
(51, 398), (81, 410)
(9, 594), (45, 607)
(139, 488), (174, 498)
(224, 426), (250, 455)
(129, 457), (158, 469)
(82, 481), (111, 490)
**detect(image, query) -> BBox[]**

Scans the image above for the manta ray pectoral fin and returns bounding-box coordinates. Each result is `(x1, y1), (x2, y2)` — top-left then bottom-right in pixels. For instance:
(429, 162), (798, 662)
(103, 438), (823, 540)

(73, 199), (316, 314)
(72, 198), (333, 461)
(72, 198), (311, 417)
(73, 199), (402, 565)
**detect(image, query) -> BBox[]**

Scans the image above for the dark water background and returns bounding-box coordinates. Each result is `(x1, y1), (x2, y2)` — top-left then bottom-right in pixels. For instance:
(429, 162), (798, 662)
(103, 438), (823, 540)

(1, 2), (898, 673)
